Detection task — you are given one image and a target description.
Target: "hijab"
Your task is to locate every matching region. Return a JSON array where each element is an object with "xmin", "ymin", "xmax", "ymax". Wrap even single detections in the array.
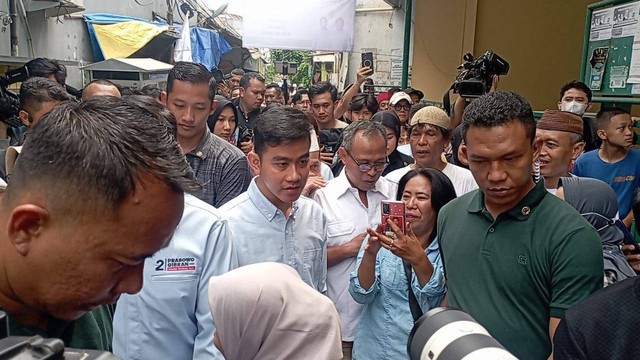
[
  {"xmin": 560, "ymin": 176, "xmax": 636, "ymax": 282},
  {"xmin": 208, "ymin": 263, "xmax": 343, "ymax": 360},
  {"xmin": 207, "ymin": 99, "xmax": 239, "ymax": 135},
  {"xmin": 372, "ymin": 110, "xmax": 413, "ymax": 176},
  {"xmin": 372, "ymin": 110, "xmax": 401, "ymax": 140}
]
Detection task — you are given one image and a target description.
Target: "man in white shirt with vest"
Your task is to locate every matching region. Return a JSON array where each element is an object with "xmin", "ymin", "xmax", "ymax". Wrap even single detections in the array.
[
  {"xmin": 385, "ymin": 106, "xmax": 477, "ymax": 196},
  {"xmin": 314, "ymin": 121, "xmax": 397, "ymax": 360}
]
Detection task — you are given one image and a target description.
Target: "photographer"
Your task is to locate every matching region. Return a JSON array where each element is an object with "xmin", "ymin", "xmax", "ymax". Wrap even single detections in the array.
[{"xmin": 0, "ymin": 97, "xmax": 196, "ymax": 349}]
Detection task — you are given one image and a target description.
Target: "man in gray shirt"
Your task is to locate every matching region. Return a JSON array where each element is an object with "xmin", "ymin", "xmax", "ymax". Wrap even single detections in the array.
[{"xmin": 161, "ymin": 62, "xmax": 251, "ymax": 207}]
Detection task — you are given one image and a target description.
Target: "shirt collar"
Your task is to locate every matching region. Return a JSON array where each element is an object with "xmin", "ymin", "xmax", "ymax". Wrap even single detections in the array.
[
  {"xmin": 248, "ymin": 178, "xmax": 298, "ymax": 222},
  {"xmin": 334, "ymin": 170, "xmax": 388, "ymax": 197},
  {"xmin": 467, "ymin": 180, "xmax": 548, "ymax": 221},
  {"xmin": 187, "ymin": 129, "xmax": 212, "ymax": 159}
]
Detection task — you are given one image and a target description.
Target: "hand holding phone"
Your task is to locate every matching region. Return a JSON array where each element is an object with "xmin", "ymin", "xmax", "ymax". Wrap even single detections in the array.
[
  {"xmin": 361, "ymin": 52, "xmax": 375, "ymax": 74},
  {"xmin": 381, "ymin": 200, "xmax": 405, "ymax": 239}
]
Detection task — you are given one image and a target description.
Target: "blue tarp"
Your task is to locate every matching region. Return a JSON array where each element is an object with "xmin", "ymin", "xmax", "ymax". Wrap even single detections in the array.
[
  {"xmin": 190, "ymin": 27, "xmax": 232, "ymax": 70},
  {"xmin": 82, "ymin": 13, "xmax": 232, "ymax": 69}
]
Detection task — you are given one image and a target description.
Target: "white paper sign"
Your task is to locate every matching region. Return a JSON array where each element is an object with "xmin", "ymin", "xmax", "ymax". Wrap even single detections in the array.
[
  {"xmin": 243, "ymin": 0, "xmax": 355, "ymax": 52},
  {"xmin": 590, "ymin": 8, "xmax": 614, "ymax": 41},
  {"xmin": 612, "ymin": 2, "xmax": 640, "ymax": 38}
]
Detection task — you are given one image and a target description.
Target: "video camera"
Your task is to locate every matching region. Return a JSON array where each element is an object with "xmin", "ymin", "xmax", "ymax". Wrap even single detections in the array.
[
  {"xmin": 0, "ymin": 66, "xmax": 29, "ymax": 128},
  {"xmin": 407, "ymin": 307, "xmax": 517, "ymax": 360},
  {"xmin": 453, "ymin": 50, "xmax": 509, "ymax": 98},
  {"xmin": 0, "ymin": 311, "xmax": 119, "ymax": 359}
]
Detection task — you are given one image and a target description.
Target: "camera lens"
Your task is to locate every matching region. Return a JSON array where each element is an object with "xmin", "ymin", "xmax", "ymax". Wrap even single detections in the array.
[{"xmin": 383, "ymin": 204, "xmax": 389, "ymax": 213}]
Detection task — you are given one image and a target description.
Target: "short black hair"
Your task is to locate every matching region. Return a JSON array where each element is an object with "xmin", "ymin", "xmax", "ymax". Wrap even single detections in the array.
[
  {"xmin": 6, "ymin": 97, "xmax": 198, "ymax": 214},
  {"xmin": 167, "ymin": 62, "xmax": 215, "ymax": 100},
  {"xmin": 239, "ymin": 73, "xmax": 266, "ymax": 89},
  {"xmin": 253, "ymin": 106, "xmax": 311, "ymax": 156},
  {"xmin": 309, "ymin": 81, "xmax": 338, "ymax": 102},
  {"xmin": 19, "ymin": 77, "xmax": 75, "ymax": 112},
  {"xmin": 559, "ymin": 80, "xmax": 592, "ymax": 102},
  {"xmin": 231, "ymin": 68, "xmax": 245, "ymax": 77},
  {"xmin": 596, "ymin": 107, "xmax": 630, "ymax": 130},
  {"xmin": 25, "ymin": 57, "xmax": 67, "ymax": 85},
  {"xmin": 397, "ymin": 168, "xmax": 457, "ymax": 241},
  {"xmin": 140, "ymin": 84, "xmax": 162, "ymax": 99},
  {"xmin": 409, "ymin": 102, "xmax": 428, "ymax": 121},
  {"xmin": 266, "ymin": 83, "xmax": 283, "ymax": 96},
  {"xmin": 349, "ymin": 93, "xmax": 378, "ymax": 113},
  {"xmin": 461, "ymin": 90, "xmax": 536, "ymax": 143},
  {"xmin": 292, "ymin": 88, "xmax": 309, "ymax": 104}
]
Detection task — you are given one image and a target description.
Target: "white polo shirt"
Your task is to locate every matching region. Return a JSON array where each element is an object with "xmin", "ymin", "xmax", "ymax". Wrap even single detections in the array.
[
  {"xmin": 313, "ymin": 171, "xmax": 397, "ymax": 341},
  {"xmin": 385, "ymin": 163, "xmax": 478, "ymax": 196}
]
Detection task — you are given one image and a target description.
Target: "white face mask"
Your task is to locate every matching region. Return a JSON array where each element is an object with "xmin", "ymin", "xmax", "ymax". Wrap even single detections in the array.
[{"xmin": 560, "ymin": 101, "xmax": 588, "ymax": 116}]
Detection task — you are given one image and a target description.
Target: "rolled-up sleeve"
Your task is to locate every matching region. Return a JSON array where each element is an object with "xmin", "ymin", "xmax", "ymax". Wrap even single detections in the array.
[
  {"xmin": 349, "ymin": 236, "xmax": 381, "ymax": 304},
  {"xmin": 411, "ymin": 239, "xmax": 446, "ymax": 311}
]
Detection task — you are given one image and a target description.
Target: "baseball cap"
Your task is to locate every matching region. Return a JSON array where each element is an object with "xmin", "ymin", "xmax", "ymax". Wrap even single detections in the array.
[
  {"xmin": 409, "ymin": 106, "xmax": 451, "ymax": 129},
  {"xmin": 376, "ymin": 91, "xmax": 391, "ymax": 103},
  {"xmin": 390, "ymin": 91, "xmax": 412, "ymax": 106},
  {"xmin": 403, "ymin": 87, "xmax": 424, "ymax": 100}
]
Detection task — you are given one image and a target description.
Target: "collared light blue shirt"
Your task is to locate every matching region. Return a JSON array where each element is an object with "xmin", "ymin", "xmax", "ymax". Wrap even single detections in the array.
[
  {"xmin": 220, "ymin": 178, "xmax": 328, "ymax": 292},
  {"xmin": 349, "ymin": 238, "xmax": 445, "ymax": 360},
  {"xmin": 113, "ymin": 194, "xmax": 238, "ymax": 360}
]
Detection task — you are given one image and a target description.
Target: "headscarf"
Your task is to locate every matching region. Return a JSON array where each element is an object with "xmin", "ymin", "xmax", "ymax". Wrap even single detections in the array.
[
  {"xmin": 559, "ymin": 177, "xmax": 636, "ymax": 282},
  {"xmin": 207, "ymin": 99, "xmax": 239, "ymax": 134},
  {"xmin": 372, "ymin": 110, "xmax": 413, "ymax": 176},
  {"xmin": 208, "ymin": 263, "xmax": 343, "ymax": 360},
  {"xmin": 372, "ymin": 110, "xmax": 401, "ymax": 141}
]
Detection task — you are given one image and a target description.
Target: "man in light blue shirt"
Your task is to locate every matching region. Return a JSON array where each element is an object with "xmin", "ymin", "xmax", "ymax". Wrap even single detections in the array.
[
  {"xmin": 112, "ymin": 194, "xmax": 238, "ymax": 359},
  {"xmin": 220, "ymin": 106, "xmax": 327, "ymax": 292}
]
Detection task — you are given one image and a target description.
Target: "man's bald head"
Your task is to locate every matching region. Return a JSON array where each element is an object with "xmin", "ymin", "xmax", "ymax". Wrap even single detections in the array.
[{"xmin": 82, "ymin": 80, "xmax": 122, "ymax": 100}]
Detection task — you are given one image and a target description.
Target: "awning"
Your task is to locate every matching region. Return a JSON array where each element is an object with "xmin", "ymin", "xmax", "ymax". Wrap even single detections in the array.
[
  {"xmin": 83, "ymin": 13, "xmax": 231, "ymax": 69},
  {"xmin": 92, "ymin": 21, "xmax": 171, "ymax": 59}
]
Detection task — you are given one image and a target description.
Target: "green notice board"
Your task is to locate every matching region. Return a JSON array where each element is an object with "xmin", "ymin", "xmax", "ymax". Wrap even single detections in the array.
[{"xmin": 583, "ymin": 0, "xmax": 640, "ymax": 96}]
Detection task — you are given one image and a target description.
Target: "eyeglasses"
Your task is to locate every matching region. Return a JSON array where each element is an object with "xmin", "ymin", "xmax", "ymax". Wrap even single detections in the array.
[
  {"xmin": 394, "ymin": 103, "xmax": 411, "ymax": 111},
  {"xmin": 345, "ymin": 149, "xmax": 389, "ymax": 172}
]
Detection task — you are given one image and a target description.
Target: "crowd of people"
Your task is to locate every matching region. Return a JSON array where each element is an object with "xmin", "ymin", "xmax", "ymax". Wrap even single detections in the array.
[{"xmin": 0, "ymin": 57, "xmax": 639, "ymax": 360}]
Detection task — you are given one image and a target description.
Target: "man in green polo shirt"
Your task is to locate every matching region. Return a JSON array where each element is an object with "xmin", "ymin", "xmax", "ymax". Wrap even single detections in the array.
[{"xmin": 437, "ymin": 91, "xmax": 603, "ymax": 360}]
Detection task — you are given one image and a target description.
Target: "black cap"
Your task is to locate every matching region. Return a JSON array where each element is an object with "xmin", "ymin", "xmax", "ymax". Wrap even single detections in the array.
[{"xmin": 403, "ymin": 87, "xmax": 424, "ymax": 99}]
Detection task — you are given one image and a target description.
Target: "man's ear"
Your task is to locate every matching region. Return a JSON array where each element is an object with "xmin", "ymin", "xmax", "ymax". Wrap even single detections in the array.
[
  {"xmin": 160, "ymin": 91, "xmax": 168, "ymax": 106},
  {"xmin": 586, "ymin": 102, "xmax": 593, "ymax": 113},
  {"xmin": 459, "ymin": 142, "xmax": 469, "ymax": 166},
  {"xmin": 557, "ymin": 101, "xmax": 562, "ymax": 110},
  {"xmin": 8, "ymin": 204, "xmax": 49, "ymax": 256},
  {"xmin": 337, "ymin": 147, "xmax": 347, "ymax": 164},
  {"xmin": 247, "ymin": 150, "xmax": 261, "ymax": 175},
  {"xmin": 532, "ymin": 137, "xmax": 543, "ymax": 162},
  {"xmin": 571, "ymin": 141, "xmax": 585, "ymax": 161},
  {"xmin": 18, "ymin": 110, "xmax": 31, "ymax": 127},
  {"xmin": 239, "ymin": 87, "xmax": 246, "ymax": 98},
  {"xmin": 596, "ymin": 129, "xmax": 607, "ymax": 141},
  {"xmin": 210, "ymin": 100, "xmax": 219, "ymax": 116}
]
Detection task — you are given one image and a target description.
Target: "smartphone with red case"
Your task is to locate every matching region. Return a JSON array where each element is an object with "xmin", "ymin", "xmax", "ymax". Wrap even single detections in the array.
[{"xmin": 381, "ymin": 200, "xmax": 406, "ymax": 239}]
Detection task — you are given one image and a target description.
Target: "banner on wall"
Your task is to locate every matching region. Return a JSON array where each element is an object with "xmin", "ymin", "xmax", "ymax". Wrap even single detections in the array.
[{"xmin": 243, "ymin": 0, "xmax": 355, "ymax": 52}]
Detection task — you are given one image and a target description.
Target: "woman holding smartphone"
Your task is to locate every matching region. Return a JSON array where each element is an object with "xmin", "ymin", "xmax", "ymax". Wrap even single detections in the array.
[{"xmin": 349, "ymin": 168, "xmax": 456, "ymax": 359}]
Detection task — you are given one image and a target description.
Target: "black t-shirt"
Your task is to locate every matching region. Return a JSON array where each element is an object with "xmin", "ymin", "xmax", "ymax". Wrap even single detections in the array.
[{"xmin": 553, "ymin": 277, "xmax": 640, "ymax": 359}]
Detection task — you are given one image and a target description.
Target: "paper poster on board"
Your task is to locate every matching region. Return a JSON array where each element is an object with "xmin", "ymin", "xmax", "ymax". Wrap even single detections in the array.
[
  {"xmin": 591, "ymin": 7, "xmax": 614, "ymax": 41},
  {"xmin": 243, "ymin": 0, "xmax": 355, "ymax": 52},
  {"xmin": 589, "ymin": 47, "xmax": 609, "ymax": 90},
  {"xmin": 612, "ymin": 2, "xmax": 640, "ymax": 38}
]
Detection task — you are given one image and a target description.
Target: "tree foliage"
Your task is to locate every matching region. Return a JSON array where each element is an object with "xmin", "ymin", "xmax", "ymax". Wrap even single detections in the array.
[{"xmin": 265, "ymin": 49, "xmax": 312, "ymax": 87}]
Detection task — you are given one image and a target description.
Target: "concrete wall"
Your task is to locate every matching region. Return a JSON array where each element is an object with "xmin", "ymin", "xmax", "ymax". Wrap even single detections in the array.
[
  {"xmin": 0, "ymin": 0, "xmax": 170, "ymax": 87},
  {"xmin": 411, "ymin": 0, "xmax": 594, "ymax": 110},
  {"xmin": 345, "ymin": 0, "xmax": 407, "ymax": 91}
]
